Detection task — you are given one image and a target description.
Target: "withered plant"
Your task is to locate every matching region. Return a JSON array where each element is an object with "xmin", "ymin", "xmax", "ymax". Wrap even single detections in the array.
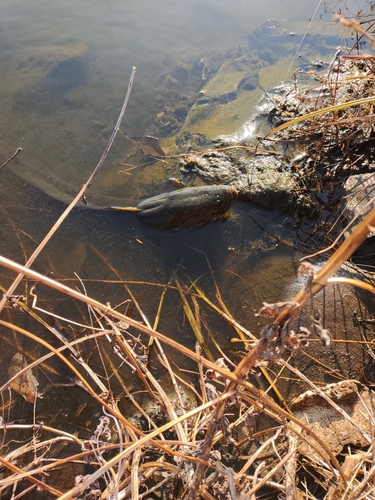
[
  {"xmin": 2, "ymin": 24, "xmax": 375, "ymax": 499},
  {"xmin": 0, "ymin": 190, "xmax": 375, "ymax": 500}
]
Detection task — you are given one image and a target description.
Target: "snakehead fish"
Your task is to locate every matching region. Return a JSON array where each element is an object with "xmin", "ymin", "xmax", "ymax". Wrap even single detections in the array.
[{"xmin": 110, "ymin": 184, "xmax": 238, "ymax": 230}]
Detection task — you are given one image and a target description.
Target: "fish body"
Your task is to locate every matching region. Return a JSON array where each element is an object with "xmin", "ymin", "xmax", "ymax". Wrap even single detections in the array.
[{"xmin": 111, "ymin": 184, "xmax": 238, "ymax": 230}]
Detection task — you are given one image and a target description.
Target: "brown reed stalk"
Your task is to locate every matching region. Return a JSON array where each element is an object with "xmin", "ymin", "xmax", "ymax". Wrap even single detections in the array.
[
  {"xmin": 0, "ymin": 147, "xmax": 22, "ymax": 170},
  {"xmin": 0, "ymin": 254, "xmax": 351, "ymax": 492},
  {"xmin": 185, "ymin": 205, "xmax": 375, "ymax": 499},
  {"xmin": 2, "ymin": 196, "xmax": 375, "ymax": 499}
]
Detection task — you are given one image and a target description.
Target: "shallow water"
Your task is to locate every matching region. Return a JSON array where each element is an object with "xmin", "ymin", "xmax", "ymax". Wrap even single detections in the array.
[
  {"xmin": 0, "ymin": 0, "xmax": 342, "ymax": 299},
  {"xmin": 1, "ymin": 0, "xmax": 339, "ymax": 205},
  {"xmin": 1, "ymin": 1, "xmax": 372, "ymax": 481}
]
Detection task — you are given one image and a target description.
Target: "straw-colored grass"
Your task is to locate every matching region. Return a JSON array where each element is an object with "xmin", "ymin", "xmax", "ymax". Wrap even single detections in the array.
[
  {"xmin": 2, "ymin": 24, "xmax": 375, "ymax": 499},
  {"xmin": 0, "ymin": 197, "xmax": 374, "ymax": 499}
]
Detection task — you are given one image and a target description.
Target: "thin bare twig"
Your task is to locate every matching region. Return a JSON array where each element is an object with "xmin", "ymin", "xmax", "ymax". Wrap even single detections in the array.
[
  {"xmin": 285, "ymin": 423, "xmax": 300, "ymax": 500},
  {"xmin": 0, "ymin": 148, "xmax": 22, "ymax": 170},
  {"xmin": 0, "ymin": 455, "xmax": 64, "ymax": 498}
]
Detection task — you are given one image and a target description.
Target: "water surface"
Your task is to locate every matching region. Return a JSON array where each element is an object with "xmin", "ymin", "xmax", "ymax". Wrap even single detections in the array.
[
  {"xmin": 1, "ymin": 0, "xmax": 337, "ymax": 204},
  {"xmin": 0, "ymin": 0, "xmax": 367, "ymax": 445}
]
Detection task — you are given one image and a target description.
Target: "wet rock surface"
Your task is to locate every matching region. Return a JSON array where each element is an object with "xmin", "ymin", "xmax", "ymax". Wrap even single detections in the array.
[
  {"xmin": 146, "ymin": 25, "xmax": 342, "ymax": 218},
  {"xmin": 132, "ymin": 22, "xmax": 342, "ymax": 220},
  {"xmin": 291, "ymin": 380, "xmax": 374, "ymax": 459},
  {"xmin": 179, "ymin": 148, "xmax": 317, "ymax": 216},
  {"xmin": 166, "ymin": 46, "xmax": 375, "ymax": 232}
]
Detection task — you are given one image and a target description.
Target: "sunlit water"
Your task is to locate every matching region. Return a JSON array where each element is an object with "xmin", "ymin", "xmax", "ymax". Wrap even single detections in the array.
[
  {"xmin": 1, "ymin": 0, "xmax": 341, "ymax": 204},
  {"xmin": 0, "ymin": 0, "xmax": 370, "ymax": 456}
]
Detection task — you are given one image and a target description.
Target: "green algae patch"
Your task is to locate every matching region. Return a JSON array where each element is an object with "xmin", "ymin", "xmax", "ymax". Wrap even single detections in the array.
[
  {"xmin": 258, "ymin": 56, "xmax": 294, "ymax": 90},
  {"xmin": 201, "ymin": 60, "xmax": 246, "ymax": 98},
  {"xmin": 185, "ymin": 87, "xmax": 264, "ymax": 138},
  {"xmin": 182, "ymin": 56, "xmax": 262, "ymax": 138},
  {"xmin": 181, "ymin": 55, "xmax": 297, "ymax": 140}
]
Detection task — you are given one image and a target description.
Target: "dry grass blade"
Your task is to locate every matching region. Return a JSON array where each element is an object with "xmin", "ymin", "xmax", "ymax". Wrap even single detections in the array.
[
  {"xmin": 175, "ymin": 276, "xmax": 215, "ymax": 362},
  {"xmin": 0, "ymin": 147, "xmax": 22, "ymax": 170},
  {"xmin": 191, "ymin": 281, "xmax": 256, "ymax": 340},
  {"xmin": 263, "ymin": 95, "xmax": 375, "ymax": 139},
  {"xmin": 338, "ymin": 15, "xmax": 375, "ymax": 50},
  {"xmin": 2, "ymin": 201, "xmax": 374, "ymax": 497},
  {"xmin": 272, "ymin": 204, "xmax": 375, "ymax": 330},
  {"xmin": 0, "ymin": 458, "xmax": 63, "ymax": 498},
  {"xmin": 328, "ymin": 276, "xmax": 375, "ymax": 294},
  {"xmin": 0, "ymin": 253, "xmax": 355, "ymax": 495},
  {"xmin": 152, "ymin": 276, "xmax": 174, "ymax": 331}
]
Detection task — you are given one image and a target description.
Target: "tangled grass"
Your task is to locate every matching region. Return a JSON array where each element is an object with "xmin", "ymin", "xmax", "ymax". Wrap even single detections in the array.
[
  {"xmin": 0, "ymin": 199, "xmax": 374, "ymax": 499},
  {"xmin": 2, "ymin": 23, "xmax": 375, "ymax": 499}
]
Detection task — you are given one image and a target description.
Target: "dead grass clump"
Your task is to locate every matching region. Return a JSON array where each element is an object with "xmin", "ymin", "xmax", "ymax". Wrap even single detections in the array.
[
  {"xmin": 262, "ymin": 19, "xmax": 375, "ymax": 194},
  {"xmin": 0, "ymin": 201, "xmax": 374, "ymax": 499},
  {"xmin": 2, "ymin": 29, "xmax": 375, "ymax": 499}
]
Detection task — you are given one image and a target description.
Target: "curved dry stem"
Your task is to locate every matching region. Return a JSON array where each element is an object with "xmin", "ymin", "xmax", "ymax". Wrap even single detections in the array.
[
  {"xmin": 263, "ymin": 95, "xmax": 375, "ymax": 140},
  {"xmin": 0, "ymin": 327, "xmax": 110, "ymax": 397},
  {"xmin": 0, "ymin": 247, "xmax": 369, "ymax": 497},
  {"xmin": 273, "ymin": 204, "xmax": 375, "ymax": 330},
  {"xmin": 328, "ymin": 276, "xmax": 375, "ymax": 294},
  {"xmin": 0, "ymin": 147, "xmax": 22, "ymax": 170},
  {"xmin": 0, "ymin": 455, "xmax": 64, "ymax": 498}
]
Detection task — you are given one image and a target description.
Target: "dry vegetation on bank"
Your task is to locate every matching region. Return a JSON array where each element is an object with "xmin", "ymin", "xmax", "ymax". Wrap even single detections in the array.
[{"xmin": 2, "ymin": 14, "xmax": 375, "ymax": 500}]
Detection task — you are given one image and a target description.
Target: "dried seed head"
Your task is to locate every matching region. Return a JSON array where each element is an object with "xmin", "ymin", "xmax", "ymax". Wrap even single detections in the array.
[
  {"xmin": 298, "ymin": 261, "xmax": 314, "ymax": 275},
  {"xmin": 255, "ymin": 301, "xmax": 299, "ymax": 318}
]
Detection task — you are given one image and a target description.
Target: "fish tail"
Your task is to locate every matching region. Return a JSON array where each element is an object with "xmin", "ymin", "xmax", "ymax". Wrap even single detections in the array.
[{"xmin": 109, "ymin": 206, "xmax": 140, "ymax": 212}]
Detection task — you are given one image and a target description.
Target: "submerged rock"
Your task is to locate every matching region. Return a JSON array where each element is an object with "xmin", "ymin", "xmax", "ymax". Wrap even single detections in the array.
[
  {"xmin": 179, "ymin": 150, "xmax": 317, "ymax": 216},
  {"xmin": 291, "ymin": 380, "xmax": 373, "ymax": 460}
]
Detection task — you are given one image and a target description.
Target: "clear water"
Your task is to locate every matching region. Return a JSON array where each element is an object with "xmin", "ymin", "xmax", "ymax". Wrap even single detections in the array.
[
  {"xmin": 1, "ymin": 0, "xmax": 337, "ymax": 204},
  {"xmin": 0, "ymin": 0, "xmax": 367, "ymax": 434}
]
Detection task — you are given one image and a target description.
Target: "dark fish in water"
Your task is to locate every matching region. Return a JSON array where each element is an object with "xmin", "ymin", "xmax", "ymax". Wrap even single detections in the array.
[{"xmin": 111, "ymin": 184, "xmax": 238, "ymax": 230}]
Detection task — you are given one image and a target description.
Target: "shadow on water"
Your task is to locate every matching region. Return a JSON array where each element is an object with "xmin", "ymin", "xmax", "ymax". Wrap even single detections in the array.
[
  {"xmin": 0, "ymin": 165, "xmax": 296, "ymax": 344},
  {"xmin": 0, "ymin": 167, "xmax": 297, "ymax": 438}
]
